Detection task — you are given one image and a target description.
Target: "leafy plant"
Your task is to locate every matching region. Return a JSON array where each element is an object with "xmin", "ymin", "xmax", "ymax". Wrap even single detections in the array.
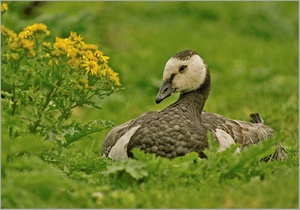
[
  {"xmin": 1, "ymin": 3, "xmax": 123, "ymax": 208},
  {"xmin": 1, "ymin": 4, "xmax": 121, "ymax": 146},
  {"xmin": 103, "ymin": 158, "xmax": 148, "ymax": 181}
]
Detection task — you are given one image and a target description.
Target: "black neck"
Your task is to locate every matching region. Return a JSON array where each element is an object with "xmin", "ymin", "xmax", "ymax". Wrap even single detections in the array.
[{"xmin": 175, "ymin": 71, "xmax": 211, "ymax": 119}]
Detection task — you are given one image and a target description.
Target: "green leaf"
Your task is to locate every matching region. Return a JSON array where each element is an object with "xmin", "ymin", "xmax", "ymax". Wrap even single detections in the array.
[
  {"xmin": 2, "ymin": 129, "xmax": 55, "ymax": 164},
  {"xmin": 62, "ymin": 119, "xmax": 115, "ymax": 146},
  {"xmin": 102, "ymin": 158, "xmax": 148, "ymax": 180}
]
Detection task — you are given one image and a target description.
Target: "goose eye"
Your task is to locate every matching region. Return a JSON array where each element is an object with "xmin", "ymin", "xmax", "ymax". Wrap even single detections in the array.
[{"xmin": 179, "ymin": 65, "xmax": 187, "ymax": 73}]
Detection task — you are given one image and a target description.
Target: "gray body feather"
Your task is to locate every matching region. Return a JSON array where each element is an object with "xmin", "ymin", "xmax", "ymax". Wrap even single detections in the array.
[
  {"xmin": 202, "ymin": 111, "xmax": 273, "ymax": 147},
  {"xmin": 102, "ymin": 110, "xmax": 274, "ymax": 159}
]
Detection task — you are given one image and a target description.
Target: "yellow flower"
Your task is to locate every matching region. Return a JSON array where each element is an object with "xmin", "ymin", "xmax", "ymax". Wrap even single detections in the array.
[
  {"xmin": 1, "ymin": 3, "xmax": 8, "ymax": 13},
  {"xmin": 54, "ymin": 37, "xmax": 66, "ymax": 49},
  {"xmin": 2, "ymin": 25, "xmax": 20, "ymax": 51},
  {"xmin": 82, "ymin": 43, "xmax": 98, "ymax": 51},
  {"xmin": 10, "ymin": 53, "xmax": 20, "ymax": 61},
  {"xmin": 54, "ymin": 37, "xmax": 63, "ymax": 47},
  {"xmin": 70, "ymin": 31, "xmax": 83, "ymax": 44},
  {"xmin": 9, "ymin": 38, "xmax": 21, "ymax": 51},
  {"xmin": 24, "ymin": 29, "xmax": 33, "ymax": 37},
  {"xmin": 1, "ymin": 25, "xmax": 16, "ymax": 38},
  {"xmin": 81, "ymin": 56, "xmax": 99, "ymax": 75},
  {"xmin": 94, "ymin": 50, "xmax": 110, "ymax": 64},
  {"xmin": 100, "ymin": 55, "xmax": 110, "ymax": 64},
  {"xmin": 42, "ymin": 41, "xmax": 52, "ymax": 49},
  {"xmin": 18, "ymin": 31, "xmax": 29, "ymax": 40},
  {"xmin": 106, "ymin": 67, "xmax": 121, "ymax": 86},
  {"xmin": 81, "ymin": 50, "xmax": 94, "ymax": 60},
  {"xmin": 94, "ymin": 50, "xmax": 103, "ymax": 58},
  {"xmin": 24, "ymin": 23, "xmax": 50, "ymax": 36},
  {"xmin": 67, "ymin": 58, "xmax": 81, "ymax": 69},
  {"xmin": 99, "ymin": 63, "xmax": 109, "ymax": 71},
  {"xmin": 98, "ymin": 67, "xmax": 121, "ymax": 86},
  {"xmin": 66, "ymin": 47, "xmax": 77, "ymax": 58},
  {"xmin": 53, "ymin": 37, "xmax": 75, "ymax": 57},
  {"xmin": 21, "ymin": 39, "xmax": 34, "ymax": 50}
]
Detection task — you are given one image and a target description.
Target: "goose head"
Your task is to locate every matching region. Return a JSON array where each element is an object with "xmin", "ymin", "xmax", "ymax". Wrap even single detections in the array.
[{"xmin": 155, "ymin": 50, "xmax": 208, "ymax": 104}]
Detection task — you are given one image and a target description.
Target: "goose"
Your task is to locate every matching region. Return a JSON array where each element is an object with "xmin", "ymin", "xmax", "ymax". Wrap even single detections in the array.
[{"xmin": 102, "ymin": 50, "xmax": 282, "ymax": 161}]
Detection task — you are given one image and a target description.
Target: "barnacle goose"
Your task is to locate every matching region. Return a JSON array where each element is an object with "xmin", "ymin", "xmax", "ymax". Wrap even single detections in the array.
[{"xmin": 102, "ymin": 50, "xmax": 286, "ymax": 161}]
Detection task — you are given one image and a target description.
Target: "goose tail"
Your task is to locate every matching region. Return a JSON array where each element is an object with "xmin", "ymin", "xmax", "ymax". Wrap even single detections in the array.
[
  {"xmin": 261, "ymin": 141, "xmax": 289, "ymax": 162},
  {"xmin": 272, "ymin": 142, "xmax": 289, "ymax": 161},
  {"xmin": 250, "ymin": 113, "xmax": 264, "ymax": 124}
]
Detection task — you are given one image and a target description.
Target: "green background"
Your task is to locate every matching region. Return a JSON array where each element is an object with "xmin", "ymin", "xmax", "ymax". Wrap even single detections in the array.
[{"xmin": 2, "ymin": 1, "xmax": 298, "ymax": 208}]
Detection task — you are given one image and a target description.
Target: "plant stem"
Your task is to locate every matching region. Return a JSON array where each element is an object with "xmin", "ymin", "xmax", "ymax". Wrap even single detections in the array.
[
  {"xmin": 30, "ymin": 80, "xmax": 62, "ymax": 133},
  {"xmin": 57, "ymin": 104, "xmax": 74, "ymax": 126},
  {"xmin": 9, "ymin": 83, "xmax": 17, "ymax": 137}
]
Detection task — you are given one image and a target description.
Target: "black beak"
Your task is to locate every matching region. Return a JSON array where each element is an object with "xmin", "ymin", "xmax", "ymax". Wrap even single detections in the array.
[{"xmin": 155, "ymin": 80, "xmax": 176, "ymax": 104}]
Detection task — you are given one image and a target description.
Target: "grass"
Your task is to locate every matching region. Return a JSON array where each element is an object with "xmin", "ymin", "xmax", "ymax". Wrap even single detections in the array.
[{"xmin": 2, "ymin": 1, "xmax": 298, "ymax": 208}]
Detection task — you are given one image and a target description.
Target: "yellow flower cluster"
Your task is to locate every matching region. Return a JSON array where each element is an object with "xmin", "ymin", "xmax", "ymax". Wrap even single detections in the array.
[
  {"xmin": 1, "ymin": 2, "xmax": 8, "ymax": 13},
  {"xmin": 2, "ymin": 23, "xmax": 50, "ymax": 58},
  {"xmin": 1, "ymin": 22, "xmax": 121, "ymax": 87},
  {"xmin": 46, "ymin": 31, "xmax": 121, "ymax": 86}
]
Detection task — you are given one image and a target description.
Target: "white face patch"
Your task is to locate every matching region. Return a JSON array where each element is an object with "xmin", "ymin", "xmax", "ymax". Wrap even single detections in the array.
[{"xmin": 162, "ymin": 55, "xmax": 207, "ymax": 93}]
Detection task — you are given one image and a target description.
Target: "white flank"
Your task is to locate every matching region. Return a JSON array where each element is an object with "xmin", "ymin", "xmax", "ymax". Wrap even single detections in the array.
[
  {"xmin": 214, "ymin": 129, "xmax": 238, "ymax": 153},
  {"xmin": 108, "ymin": 126, "xmax": 141, "ymax": 160}
]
